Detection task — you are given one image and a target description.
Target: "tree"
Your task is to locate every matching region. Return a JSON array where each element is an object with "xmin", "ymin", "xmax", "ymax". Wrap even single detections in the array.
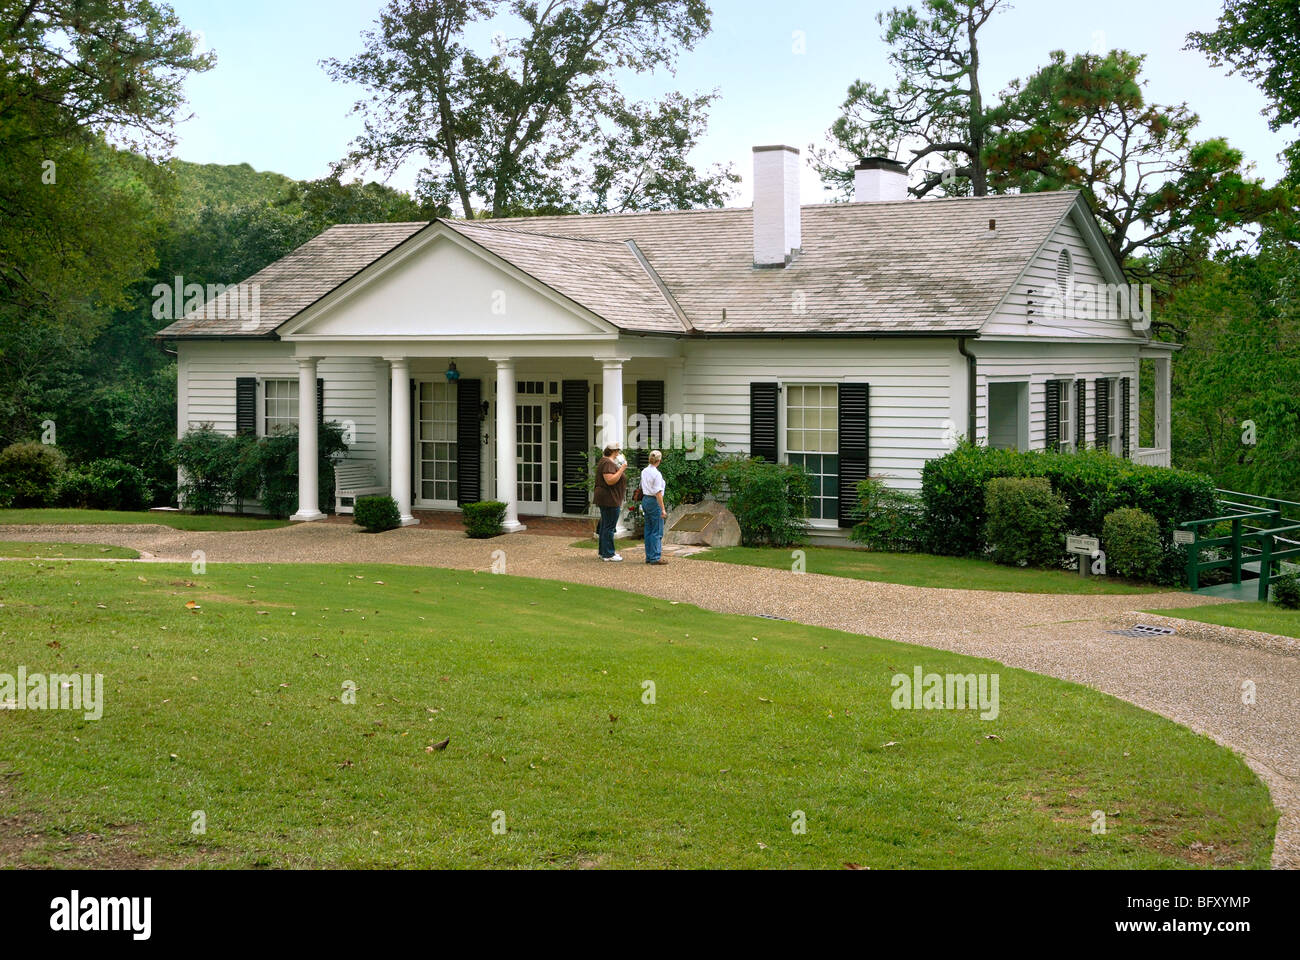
[
  {"xmin": 812, "ymin": 0, "xmax": 1008, "ymax": 198},
  {"xmin": 0, "ymin": 0, "xmax": 211, "ymax": 441},
  {"xmin": 985, "ymin": 50, "xmax": 1292, "ymax": 293},
  {"xmin": 323, "ymin": 0, "xmax": 734, "ymax": 218},
  {"xmin": 1187, "ymin": 0, "xmax": 1300, "ymax": 134}
]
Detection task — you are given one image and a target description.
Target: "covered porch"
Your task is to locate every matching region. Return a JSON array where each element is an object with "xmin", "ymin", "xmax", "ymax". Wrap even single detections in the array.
[{"xmin": 285, "ymin": 345, "xmax": 684, "ymax": 530}]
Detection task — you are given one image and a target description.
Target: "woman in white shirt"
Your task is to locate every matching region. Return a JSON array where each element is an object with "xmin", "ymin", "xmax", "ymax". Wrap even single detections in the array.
[{"xmin": 641, "ymin": 450, "xmax": 668, "ymax": 565}]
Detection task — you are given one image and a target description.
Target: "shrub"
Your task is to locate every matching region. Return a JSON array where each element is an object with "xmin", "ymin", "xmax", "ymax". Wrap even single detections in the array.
[
  {"xmin": 984, "ymin": 477, "xmax": 1069, "ymax": 568},
  {"xmin": 257, "ymin": 421, "xmax": 348, "ymax": 518},
  {"xmin": 354, "ymin": 495, "xmax": 401, "ymax": 533},
  {"xmin": 1102, "ymin": 508, "xmax": 1163, "ymax": 583},
  {"xmin": 920, "ymin": 443, "xmax": 1216, "ymax": 559},
  {"xmin": 654, "ymin": 436, "xmax": 723, "ymax": 508},
  {"xmin": 715, "ymin": 457, "xmax": 811, "ymax": 547},
  {"xmin": 58, "ymin": 459, "xmax": 151, "ymax": 510},
  {"xmin": 175, "ymin": 426, "xmax": 241, "ymax": 514},
  {"xmin": 0, "ymin": 441, "xmax": 66, "ymax": 508},
  {"xmin": 462, "ymin": 500, "xmax": 507, "ymax": 538},
  {"xmin": 1272, "ymin": 572, "xmax": 1300, "ymax": 610},
  {"xmin": 849, "ymin": 476, "xmax": 924, "ymax": 552}
]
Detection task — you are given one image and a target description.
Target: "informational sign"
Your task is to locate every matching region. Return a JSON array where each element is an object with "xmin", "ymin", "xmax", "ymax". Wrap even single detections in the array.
[
  {"xmin": 1173, "ymin": 530, "xmax": 1195, "ymax": 545},
  {"xmin": 1066, "ymin": 535, "xmax": 1100, "ymax": 555},
  {"xmin": 670, "ymin": 512, "xmax": 715, "ymax": 533}
]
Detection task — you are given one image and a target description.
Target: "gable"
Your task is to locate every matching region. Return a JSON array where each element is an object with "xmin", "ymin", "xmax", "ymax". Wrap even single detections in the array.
[
  {"xmin": 982, "ymin": 200, "xmax": 1147, "ymax": 341},
  {"xmin": 281, "ymin": 226, "xmax": 618, "ymax": 341}
]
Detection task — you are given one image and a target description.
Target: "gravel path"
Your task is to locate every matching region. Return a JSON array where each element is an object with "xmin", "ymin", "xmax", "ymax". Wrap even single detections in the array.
[{"xmin": 4, "ymin": 521, "xmax": 1298, "ymax": 869}]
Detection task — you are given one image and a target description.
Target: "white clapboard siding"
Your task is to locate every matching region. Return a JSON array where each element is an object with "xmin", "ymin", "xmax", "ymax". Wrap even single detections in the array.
[
  {"xmin": 177, "ymin": 341, "xmax": 383, "ymax": 461},
  {"xmin": 985, "ymin": 213, "xmax": 1145, "ymax": 341},
  {"xmin": 682, "ymin": 338, "xmax": 962, "ymax": 490},
  {"xmin": 971, "ymin": 341, "xmax": 1140, "ymax": 451}
]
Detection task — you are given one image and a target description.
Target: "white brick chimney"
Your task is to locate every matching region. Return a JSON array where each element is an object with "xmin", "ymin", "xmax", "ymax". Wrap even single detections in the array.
[
  {"xmin": 752, "ymin": 145, "xmax": 801, "ymax": 267},
  {"xmin": 854, "ymin": 156, "xmax": 909, "ymax": 202}
]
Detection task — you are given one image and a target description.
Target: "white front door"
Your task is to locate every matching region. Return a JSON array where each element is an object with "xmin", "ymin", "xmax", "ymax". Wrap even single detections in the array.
[{"xmin": 515, "ymin": 400, "xmax": 545, "ymax": 512}]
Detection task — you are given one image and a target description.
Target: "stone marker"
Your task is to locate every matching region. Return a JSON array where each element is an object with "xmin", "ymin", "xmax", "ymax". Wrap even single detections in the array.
[{"xmin": 665, "ymin": 500, "xmax": 741, "ymax": 548}]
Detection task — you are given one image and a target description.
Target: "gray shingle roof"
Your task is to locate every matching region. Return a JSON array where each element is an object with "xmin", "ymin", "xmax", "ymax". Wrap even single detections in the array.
[{"xmin": 156, "ymin": 192, "xmax": 1080, "ymax": 339}]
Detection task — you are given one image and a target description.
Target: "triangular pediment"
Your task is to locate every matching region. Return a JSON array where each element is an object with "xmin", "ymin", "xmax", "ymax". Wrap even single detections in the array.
[{"xmin": 281, "ymin": 225, "xmax": 618, "ymax": 340}]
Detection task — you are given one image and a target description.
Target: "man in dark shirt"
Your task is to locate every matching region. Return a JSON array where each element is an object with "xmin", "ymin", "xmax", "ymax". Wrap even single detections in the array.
[{"xmin": 593, "ymin": 442, "xmax": 627, "ymax": 561}]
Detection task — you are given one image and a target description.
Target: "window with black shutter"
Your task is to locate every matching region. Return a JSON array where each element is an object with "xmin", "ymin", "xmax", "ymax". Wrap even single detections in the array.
[
  {"xmin": 1045, "ymin": 379, "xmax": 1060, "ymax": 450},
  {"xmin": 561, "ymin": 379, "xmax": 590, "ymax": 514},
  {"xmin": 1121, "ymin": 377, "xmax": 1131, "ymax": 458},
  {"xmin": 635, "ymin": 379, "xmax": 665, "ymax": 468},
  {"xmin": 456, "ymin": 379, "xmax": 482, "ymax": 506},
  {"xmin": 749, "ymin": 382, "xmax": 779, "ymax": 462},
  {"xmin": 837, "ymin": 383, "xmax": 870, "ymax": 528},
  {"xmin": 1095, "ymin": 378, "xmax": 1109, "ymax": 450},
  {"xmin": 1075, "ymin": 379, "xmax": 1086, "ymax": 451},
  {"xmin": 235, "ymin": 377, "xmax": 257, "ymax": 435}
]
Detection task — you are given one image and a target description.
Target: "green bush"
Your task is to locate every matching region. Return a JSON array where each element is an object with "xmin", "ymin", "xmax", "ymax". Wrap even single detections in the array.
[
  {"xmin": 462, "ymin": 500, "xmax": 507, "ymax": 538},
  {"xmin": 58, "ymin": 458, "xmax": 151, "ymax": 510},
  {"xmin": 1103, "ymin": 508, "xmax": 1164, "ymax": 583},
  {"xmin": 176, "ymin": 422, "xmax": 348, "ymax": 517},
  {"xmin": 354, "ymin": 495, "xmax": 401, "ymax": 533},
  {"xmin": 257, "ymin": 422, "xmax": 348, "ymax": 518},
  {"xmin": 715, "ymin": 457, "xmax": 811, "ymax": 547},
  {"xmin": 849, "ymin": 475, "xmax": 924, "ymax": 552},
  {"xmin": 984, "ymin": 476, "xmax": 1069, "ymax": 568},
  {"xmin": 1272, "ymin": 573, "xmax": 1300, "ymax": 609},
  {"xmin": 654, "ymin": 436, "xmax": 723, "ymax": 508},
  {"xmin": 921, "ymin": 443, "xmax": 1216, "ymax": 566},
  {"xmin": 0, "ymin": 441, "xmax": 66, "ymax": 508}
]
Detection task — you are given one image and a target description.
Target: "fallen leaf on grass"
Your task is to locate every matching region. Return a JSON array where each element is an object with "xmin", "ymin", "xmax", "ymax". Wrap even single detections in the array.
[
  {"xmin": 427, "ymin": 737, "xmax": 450, "ymax": 752},
  {"xmin": 881, "ymin": 741, "xmax": 901, "ymax": 748}
]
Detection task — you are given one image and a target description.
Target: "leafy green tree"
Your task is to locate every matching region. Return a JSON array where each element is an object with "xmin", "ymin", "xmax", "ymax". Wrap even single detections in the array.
[
  {"xmin": 812, "ymin": 0, "xmax": 1008, "ymax": 198},
  {"xmin": 323, "ymin": 0, "xmax": 733, "ymax": 217},
  {"xmin": 1187, "ymin": 1, "xmax": 1300, "ymax": 134},
  {"xmin": 985, "ymin": 50, "xmax": 1292, "ymax": 291}
]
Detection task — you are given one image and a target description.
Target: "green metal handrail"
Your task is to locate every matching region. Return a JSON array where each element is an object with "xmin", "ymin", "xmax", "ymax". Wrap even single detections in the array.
[{"xmin": 1182, "ymin": 490, "xmax": 1300, "ymax": 598}]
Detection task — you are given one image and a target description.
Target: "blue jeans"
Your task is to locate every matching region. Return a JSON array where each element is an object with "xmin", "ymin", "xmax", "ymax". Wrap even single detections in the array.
[
  {"xmin": 643, "ymin": 504, "xmax": 664, "ymax": 562},
  {"xmin": 597, "ymin": 505, "xmax": 621, "ymax": 557}
]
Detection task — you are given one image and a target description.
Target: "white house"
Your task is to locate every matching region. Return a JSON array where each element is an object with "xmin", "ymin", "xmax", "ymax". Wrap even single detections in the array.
[{"xmin": 157, "ymin": 146, "xmax": 1174, "ymax": 537}]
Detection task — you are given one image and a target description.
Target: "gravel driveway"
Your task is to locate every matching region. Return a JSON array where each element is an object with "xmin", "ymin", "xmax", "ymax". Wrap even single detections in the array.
[{"xmin": 4, "ymin": 520, "xmax": 1298, "ymax": 869}]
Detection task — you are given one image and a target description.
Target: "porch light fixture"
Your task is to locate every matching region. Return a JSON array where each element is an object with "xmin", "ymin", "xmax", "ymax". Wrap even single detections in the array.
[
  {"xmin": 480, "ymin": 400, "xmax": 490, "ymax": 420},
  {"xmin": 445, "ymin": 360, "xmax": 460, "ymax": 382}
]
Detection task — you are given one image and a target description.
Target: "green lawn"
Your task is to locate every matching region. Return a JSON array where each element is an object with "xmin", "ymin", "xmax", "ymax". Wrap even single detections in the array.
[
  {"xmin": 0, "ymin": 560, "xmax": 1272, "ymax": 868},
  {"xmin": 0, "ymin": 541, "xmax": 139, "ymax": 560},
  {"xmin": 696, "ymin": 545, "xmax": 1163, "ymax": 595},
  {"xmin": 1146, "ymin": 602, "xmax": 1300, "ymax": 640},
  {"xmin": 0, "ymin": 509, "xmax": 289, "ymax": 532}
]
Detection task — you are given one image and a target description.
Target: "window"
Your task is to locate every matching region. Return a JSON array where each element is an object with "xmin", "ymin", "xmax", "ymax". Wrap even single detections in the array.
[
  {"xmin": 1057, "ymin": 379, "xmax": 1074, "ymax": 452},
  {"xmin": 1106, "ymin": 378, "xmax": 1120, "ymax": 454},
  {"xmin": 264, "ymin": 379, "xmax": 298, "ymax": 435},
  {"xmin": 418, "ymin": 381, "xmax": 457, "ymax": 503},
  {"xmin": 1056, "ymin": 248, "xmax": 1073, "ymax": 293},
  {"xmin": 785, "ymin": 384, "xmax": 838, "ymax": 521}
]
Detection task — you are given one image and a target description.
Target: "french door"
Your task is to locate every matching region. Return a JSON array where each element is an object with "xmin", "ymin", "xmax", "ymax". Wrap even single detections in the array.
[
  {"xmin": 516, "ymin": 401, "xmax": 545, "ymax": 510},
  {"xmin": 415, "ymin": 381, "xmax": 458, "ymax": 508}
]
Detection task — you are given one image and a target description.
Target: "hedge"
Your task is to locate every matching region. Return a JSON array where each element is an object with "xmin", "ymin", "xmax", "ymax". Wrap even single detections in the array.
[
  {"xmin": 354, "ymin": 495, "xmax": 401, "ymax": 533},
  {"xmin": 462, "ymin": 500, "xmax": 507, "ymax": 538},
  {"xmin": 921, "ymin": 444, "xmax": 1216, "ymax": 561},
  {"xmin": 984, "ymin": 477, "xmax": 1069, "ymax": 568}
]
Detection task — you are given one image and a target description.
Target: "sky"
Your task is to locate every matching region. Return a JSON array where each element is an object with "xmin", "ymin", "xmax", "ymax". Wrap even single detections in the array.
[{"xmin": 166, "ymin": 0, "xmax": 1294, "ymax": 207}]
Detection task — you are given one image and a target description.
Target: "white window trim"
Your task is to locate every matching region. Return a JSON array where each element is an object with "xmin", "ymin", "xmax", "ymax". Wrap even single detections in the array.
[
  {"xmin": 1106, "ymin": 377, "xmax": 1121, "ymax": 455},
  {"xmin": 779, "ymin": 380, "xmax": 841, "ymax": 528},
  {"xmin": 262, "ymin": 377, "xmax": 299, "ymax": 438},
  {"xmin": 1057, "ymin": 378, "xmax": 1074, "ymax": 453}
]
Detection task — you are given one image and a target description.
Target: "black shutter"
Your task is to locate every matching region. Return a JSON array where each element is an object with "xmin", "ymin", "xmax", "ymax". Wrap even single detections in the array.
[
  {"xmin": 1121, "ymin": 376, "xmax": 1131, "ymax": 459},
  {"xmin": 236, "ymin": 377, "xmax": 257, "ymax": 435},
  {"xmin": 1075, "ymin": 379, "xmax": 1086, "ymax": 452},
  {"xmin": 1045, "ymin": 379, "xmax": 1060, "ymax": 451},
  {"xmin": 317, "ymin": 377, "xmax": 325, "ymax": 424},
  {"xmin": 456, "ymin": 379, "xmax": 482, "ymax": 506},
  {"xmin": 561, "ymin": 379, "xmax": 590, "ymax": 514},
  {"xmin": 837, "ymin": 383, "xmax": 870, "ymax": 528},
  {"xmin": 635, "ymin": 379, "xmax": 665, "ymax": 468},
  {"xmin": 1095, "ymin": 378, "xmax": 1109, "ymax": 450},
  {"xmin": 750, "ymin": 382, "xmax": 779, "ymax": 462}
]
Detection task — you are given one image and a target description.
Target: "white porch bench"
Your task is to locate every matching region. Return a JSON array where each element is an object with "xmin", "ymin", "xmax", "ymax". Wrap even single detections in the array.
[{"xmin": 333, "ymin": 460, "xmax": 387, "ymax": 515}]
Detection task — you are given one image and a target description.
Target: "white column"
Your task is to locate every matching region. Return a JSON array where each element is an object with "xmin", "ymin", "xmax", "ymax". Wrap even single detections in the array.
[
  {"xmin": 492, "ymin": 358, "xmax": 525, "ymax": 533},
  {"xmin": 599, "ymin": 358, "xmax": 627, "ymax": 450},
  {"xmin": 601, "ymin": 359, "xmax": 629, "ymax": 535},
  {"xmin": 290, "ymin": 357, "xmax": 324, "ymax": 522},
  {"xmin": 1154, "ymin": 356, "xmax": 1172, "ymax": 458},
  {"xmin": 387, "ymin": 357, "xmax": 418, "ymax": 526}
]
